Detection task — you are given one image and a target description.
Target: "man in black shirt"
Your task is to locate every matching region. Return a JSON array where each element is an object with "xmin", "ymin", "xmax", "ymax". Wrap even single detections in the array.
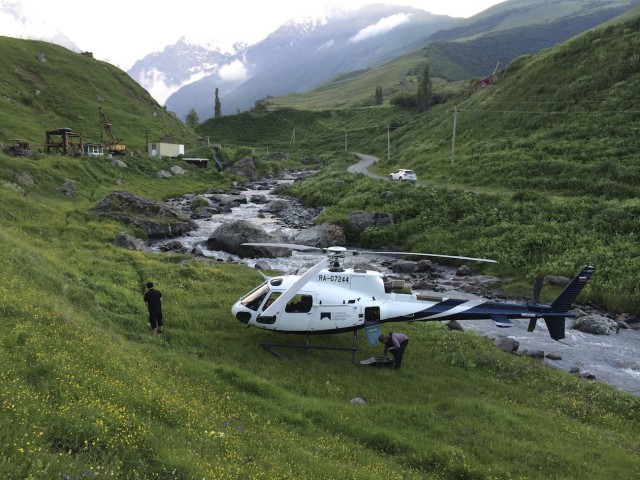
[{"xmin": 143, "ymin": 282, "xmax": 164, "ymax": 334}]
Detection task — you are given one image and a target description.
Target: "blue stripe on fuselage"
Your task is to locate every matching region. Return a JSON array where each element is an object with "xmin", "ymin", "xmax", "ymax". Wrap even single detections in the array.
[{"xmin": 384, "ymin": 299, "xmax": 569, "ymax": 324}]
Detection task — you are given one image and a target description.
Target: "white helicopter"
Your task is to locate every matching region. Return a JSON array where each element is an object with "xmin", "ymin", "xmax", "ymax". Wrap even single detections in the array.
[{"xmin": 231, "ymin": 243, "xmax": 595, "ymax": 356}]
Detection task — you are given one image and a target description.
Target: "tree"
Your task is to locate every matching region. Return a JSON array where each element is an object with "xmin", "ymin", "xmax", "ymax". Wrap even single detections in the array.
[
  {"xmin": 185, "ymin": 108, "xmax": 199, "ymax": 126},
  {"xmin": 214, "ymin": 88, "xmax": 222, "ymax": 118},
  {"xmin": 374, "ymin": 85, "xmax": 383, "ymax": 105},
  {"xmin": 416, "ymin": 65, "xmax": 432, "ymax": 113}
]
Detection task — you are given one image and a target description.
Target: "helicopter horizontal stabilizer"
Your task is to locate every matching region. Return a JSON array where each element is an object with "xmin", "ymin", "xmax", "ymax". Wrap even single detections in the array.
[{"xmin": 491, "ymin": 314, "xmax": 514, "ymax": 328}]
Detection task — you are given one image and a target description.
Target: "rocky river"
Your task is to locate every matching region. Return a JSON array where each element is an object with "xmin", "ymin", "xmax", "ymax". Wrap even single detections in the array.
[{"xmin": 149, "ymin": 174, "xmax": 640, "ymax": 397}]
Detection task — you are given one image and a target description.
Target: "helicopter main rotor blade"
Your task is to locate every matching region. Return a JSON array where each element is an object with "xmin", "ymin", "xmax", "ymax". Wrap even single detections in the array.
[
  {"xmin": 261, "ymin": 258, "xmax": 328, "ymax": 317},
  {"xmin": 242, "ymin": 243, "xmax": 361, "ymax": 255},
  {"xmin": 242, "ymin": 242, "xmax": 323, "ymax": 252},
  {"xmin": 241, "ymin": 243, "xmax": 496, "ymax": 262},
  {"xmin": 372, "ymin": 251, "xmax": 498, "ymax": 263}
]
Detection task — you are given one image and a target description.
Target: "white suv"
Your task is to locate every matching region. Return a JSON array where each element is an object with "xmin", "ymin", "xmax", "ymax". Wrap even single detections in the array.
[{"xmin": 389, "ymin": 169, "xmax": 417, "ymax": 183}]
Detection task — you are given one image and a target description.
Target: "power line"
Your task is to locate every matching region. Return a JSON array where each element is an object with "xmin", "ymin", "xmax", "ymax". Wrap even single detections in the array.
[{"xmin": 457, "ymin": 108, "xmax": 640, "ymax": 115}]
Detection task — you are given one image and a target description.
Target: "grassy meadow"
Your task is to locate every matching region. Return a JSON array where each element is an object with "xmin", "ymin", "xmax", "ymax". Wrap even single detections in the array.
[
  {"xmin": 1, "ymin": 10, "xmax": 640, "ymax": 479},
  {"xmin": 0, "ymin": 152, "xmax": 639, "ymax": 479}
]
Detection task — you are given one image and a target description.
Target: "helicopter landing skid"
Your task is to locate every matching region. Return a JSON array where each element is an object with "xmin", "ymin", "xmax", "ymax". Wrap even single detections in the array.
[{"xmin": 260, "ymin": 331, "xmax": 359, "ymax": 364}]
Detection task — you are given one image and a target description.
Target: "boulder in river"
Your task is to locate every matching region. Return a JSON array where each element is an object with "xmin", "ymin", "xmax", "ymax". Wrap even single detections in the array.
[
  {"xmin": 293, "ymin": 223, "xmax": 345, "ymax": 248},
  {"xmin": 206, "ymin": 220, "xmax": 292, "ymax": 258}
]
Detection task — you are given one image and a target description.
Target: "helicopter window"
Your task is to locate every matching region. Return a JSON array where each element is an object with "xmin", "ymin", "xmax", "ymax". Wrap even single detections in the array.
[
  {"xmin": 262, "ymin": 292, "xmax": 282, "ymax": 310},
  {"xmin": 285, "ymin": 294, "xmax": 313, "ymax": 313},
  {"xmin": 240, "ymin": 283, "xmax": 270, "ymax": 311}
]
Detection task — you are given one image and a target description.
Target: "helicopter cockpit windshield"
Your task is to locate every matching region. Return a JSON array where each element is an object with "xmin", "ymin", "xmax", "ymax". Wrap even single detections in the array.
[{"xmin": 239, "ymin": 282, "xmax": 270, "ymax": 311}]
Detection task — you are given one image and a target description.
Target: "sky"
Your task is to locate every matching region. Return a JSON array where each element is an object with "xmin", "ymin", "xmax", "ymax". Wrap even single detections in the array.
[{"xmin": 9, "ymin": 0, "xmax": 507, "ymax": 70}]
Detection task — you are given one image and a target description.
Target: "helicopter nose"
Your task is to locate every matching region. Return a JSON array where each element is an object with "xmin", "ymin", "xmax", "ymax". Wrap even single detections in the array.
[{"xmin": 232, "ymin": 304, "xmax": 252, "ymax": 324}]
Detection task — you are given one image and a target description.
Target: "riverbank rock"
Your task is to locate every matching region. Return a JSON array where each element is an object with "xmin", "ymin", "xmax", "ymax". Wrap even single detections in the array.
[
  {"xmin": 293, "ymin": 223, "xmax": 345, "ymax": 248},
  {"xmin": 229, "ymin": 156, "xmax": 258, "ymax": 181},
  {"xmin": 206, "ymin": 220, "xmax": 292, "ymax": 258},
  {"xmin": 113, "ymin": 232, "xmax": 146, "ymax": 251},
  {"xmin": 572, "ymin": 314, "xmax": 619, "ymax": 335},
  {"xmin": 493, "ymin": 337, "xmax": 519, "ymax": 353},
  {"xmin": 93, "ymin": 190, "xmax": 197, "ymax": 239},
  {"xmin": 348, "ymin": 211, "xmax": 394, "ymax": 233}
]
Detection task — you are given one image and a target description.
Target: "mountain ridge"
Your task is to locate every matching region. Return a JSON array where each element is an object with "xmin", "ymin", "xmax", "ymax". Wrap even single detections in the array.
[{"xmin": 164, "ymin": 4, "xmax": 458, "ymax": 118}]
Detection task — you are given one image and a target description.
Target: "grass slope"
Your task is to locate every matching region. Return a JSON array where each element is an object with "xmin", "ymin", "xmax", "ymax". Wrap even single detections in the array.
[
  {"xmin": 0, "ymin": 153, "xmax": 638, "ymax": 479},
  {"xmin": 0, "ymin": 37, "xmax": 195, "ymax": 153}
]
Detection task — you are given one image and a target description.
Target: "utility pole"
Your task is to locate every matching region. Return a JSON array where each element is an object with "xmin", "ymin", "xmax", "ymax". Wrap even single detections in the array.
[
  {"xmin": 387, "ymin": 125, "xmax": 390, "ymax": 162},
  {"xmin": 451, "ymin": 106, "xmax": 458, "ymax": 166},
  {"xmin": 345, "ymin": 130, "xmax": 348, "ymax": 151},
  {"xmin": 290, "ymin": 129, "xmax": 296, "ymax": 146}
]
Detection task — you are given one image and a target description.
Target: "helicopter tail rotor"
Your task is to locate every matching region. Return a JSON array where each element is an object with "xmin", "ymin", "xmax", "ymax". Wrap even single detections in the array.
[{"xmin": 527, "ymin": 274, "xmax": 545, "ymax": 332}]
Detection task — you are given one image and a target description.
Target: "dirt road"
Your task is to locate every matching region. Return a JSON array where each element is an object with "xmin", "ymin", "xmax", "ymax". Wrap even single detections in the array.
[{"xmin": 347, "ymin": 153, "xmax": 386, "ymax": 180}]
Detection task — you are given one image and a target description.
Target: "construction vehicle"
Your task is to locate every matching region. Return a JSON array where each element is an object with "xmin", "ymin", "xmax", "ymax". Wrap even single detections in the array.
[{"xmin": 98, "ymin": 107, "xmax": 127, "ymax": 155}]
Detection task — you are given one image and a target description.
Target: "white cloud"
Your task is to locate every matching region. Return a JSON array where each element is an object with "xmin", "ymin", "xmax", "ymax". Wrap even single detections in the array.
[
  {"xmin": 349, "ymin": 13, "xmax": 411, "ymax": 43},
  {"xmin": 218, "ymin": 59, "xmax": 249, "ymax": 82}
]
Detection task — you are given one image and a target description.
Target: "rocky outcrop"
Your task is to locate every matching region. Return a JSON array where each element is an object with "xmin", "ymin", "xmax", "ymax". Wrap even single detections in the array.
[
  {"xmin": 293, "ymin": 223, "xmax": 345, "ymax": 248},
  {"xmin": 348, "ymin": 211, "xmax": 394, "ymax": 233},
  {"xmin": 113, "ymin": 232, "xmax": 146, "ymax": 251},
  {"xmin": 229, "ymin": 156, "xmax": 258, "ymax": 181},
  {"xmin": 93, "ymin": 190, "xmax": 197, "ymax": 239},
  {"xmin": 572, "ymin": 314, "xmax": 619, "ymax": 335},
  {"xmin": 206, "ymin": 220, "xmax": 291, "ymax": 258}
]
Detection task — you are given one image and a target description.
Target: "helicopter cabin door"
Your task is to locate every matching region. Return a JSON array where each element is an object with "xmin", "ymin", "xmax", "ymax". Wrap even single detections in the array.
[
  {"xmin": 364, "ymin": 307, "xmax": 381, "ymax": 346},
  {"xmin": 275, "ymin": 292, "xmax": 314, "ymax": 332}
]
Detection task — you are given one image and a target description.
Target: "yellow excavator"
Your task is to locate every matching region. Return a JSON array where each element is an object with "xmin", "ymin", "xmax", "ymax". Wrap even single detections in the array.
[{"xmin": 98, "ymin": 108, "xmax": 127, "ymax": 155}]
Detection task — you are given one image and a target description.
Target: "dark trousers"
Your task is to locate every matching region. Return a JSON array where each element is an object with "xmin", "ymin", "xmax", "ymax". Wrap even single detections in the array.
[
  {"xmin": 392, "ymin": 340, "xmax": 409, "ymax": 369},
  {"xmin": 148, "ymin": 309, "xmax": 163, "ymax": 329}
]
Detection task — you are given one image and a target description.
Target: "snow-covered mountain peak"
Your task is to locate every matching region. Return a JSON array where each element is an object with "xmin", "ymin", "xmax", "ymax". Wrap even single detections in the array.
[{"xmin": 173, "ymin": 35, "xmax": 244, "ymax": 56}]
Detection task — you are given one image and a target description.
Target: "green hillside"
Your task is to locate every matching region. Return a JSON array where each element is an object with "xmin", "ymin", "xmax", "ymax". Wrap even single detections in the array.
[
  {"xmin": 383, "ymin": 18, "xmax": 640, "ymax": 195},
  {"xmin": 0, "ymin": 36, "xmax": 195, "ymax": 153},
  {"xmin": 267, "ymin": 0, "xmax": 640, "ymax": 111},
  {"xmin": 1, "ymin": 12, "xmax": 640, "ymax": 480}
]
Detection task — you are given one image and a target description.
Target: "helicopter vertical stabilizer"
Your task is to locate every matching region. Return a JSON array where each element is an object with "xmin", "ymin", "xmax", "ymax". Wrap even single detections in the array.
[
  {"xmin": 531, "ymin": 265, "xmax": 595, "ymax": 340},
  {"xmin": 551, "ymin": 266, "xmax": 595, "ymax": 313}
]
